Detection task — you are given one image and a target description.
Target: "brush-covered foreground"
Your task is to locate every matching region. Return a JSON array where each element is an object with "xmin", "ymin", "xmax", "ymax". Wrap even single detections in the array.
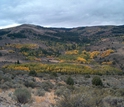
[{"xmin": 0, "ymin": 70, "xmax": 124, "ymax": 107}]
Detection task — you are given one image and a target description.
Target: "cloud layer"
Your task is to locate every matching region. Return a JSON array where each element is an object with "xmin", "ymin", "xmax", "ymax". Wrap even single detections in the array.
[{"xmin": 0, "ymin": 0, "xmax": 124, "ymax": 28}]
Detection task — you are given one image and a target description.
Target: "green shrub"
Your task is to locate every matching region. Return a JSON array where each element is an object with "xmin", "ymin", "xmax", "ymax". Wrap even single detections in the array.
[
  {"xmin": 55, "ymin": 88, "xmax": 63, "ymax": 96},
  {"xmin": 0, "ymin": 83, "xmax": 9, "ymax": 90},
  {"xmin": 14, "ymin": 88, "xmax": 31, "ymax": 104},
  {"xmin": 0, "ymin": 52, "xmax": 2, "ymax": 56},
  {"xmin": 51, "ymin": 72, "xmax": 57, "ymax": 77},
  {"xmin": 29, "ymin": 70, "xmax": 37, "ymax": 76},
  {"xmin": 24, "ymin": 81, "xmax": 36, "ymax": 88},
  {"xmin": 55, "ymin": 86, "xmax": 70, "ymax": 96},
  {"xmin": 56, "ymin": 93, "xmax": 92, "ymax": 107},
  {"xmin": 17, "ymin": 60, "xmax": 20, "ymax": 64},
  {"xmin": 84, "ymin": 75, "xmax": 90, "ymax": 78},
  {"xmin": 92, "ymin": 76, "xmax": 103, "ymax": 86},
  {"xmin": 35, "ymin": 89, "xmax": 46, "ymax": 96},
  {"xmin": 66, "ymin": 77, "xmax": 74, "ymax": 85},
  {"xmin": 40, "ymin": 81, "xmax": 53, "ymax": 91},
  {"xmin": 55, "ymin": 86, "xmax": 65, "ymax": 96}
]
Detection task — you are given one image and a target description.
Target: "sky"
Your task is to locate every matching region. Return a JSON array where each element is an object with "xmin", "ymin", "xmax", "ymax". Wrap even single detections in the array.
[{"xmin": 0, "ymin": 0, "xmax": 124, "ymax": 29}]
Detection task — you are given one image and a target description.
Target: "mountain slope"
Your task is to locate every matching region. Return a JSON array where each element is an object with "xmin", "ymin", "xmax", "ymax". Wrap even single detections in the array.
[{"xmin": 0, "ymin": 24, "xmax": 124, "ymax": 74}]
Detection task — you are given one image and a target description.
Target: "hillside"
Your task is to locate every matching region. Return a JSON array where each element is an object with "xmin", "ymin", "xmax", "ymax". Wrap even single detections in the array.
[
  {"xmin": 1, "ymin": 24, "xmax": 124, "ymax": 107},
  {"xmin": 0, "ymin": 24, "xmax": 124, "ymax": 74}
]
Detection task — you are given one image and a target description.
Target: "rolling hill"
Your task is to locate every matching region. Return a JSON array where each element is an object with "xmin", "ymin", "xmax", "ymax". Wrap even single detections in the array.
[{"xmin": 0, "ymin": 24, "xmax": 124, "ymax": 74}]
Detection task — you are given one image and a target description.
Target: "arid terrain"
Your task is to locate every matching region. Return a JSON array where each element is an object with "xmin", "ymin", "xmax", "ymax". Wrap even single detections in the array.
[{"xmin": 1, "ymin": 70, "xmax": 124, "ymax": 107}]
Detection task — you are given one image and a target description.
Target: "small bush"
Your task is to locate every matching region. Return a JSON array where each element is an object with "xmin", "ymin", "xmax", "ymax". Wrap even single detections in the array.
[
  {"xmin": 16, "ymin": 60, "xmax": 20, "ymax": 64},
  {"xmin": 29, "ymin": 70, "xmax": 37, "ymax": 76},
  {"xmin": 55, "ymin": 88, "xmax": 63, "ymax": 96},
  {"xmin": 0, "ymin": 75, "xmax": 3, "ymax": 81},
  {"xmin": 0, "ymin": 83, "xmax": 9, "ymax": 90},
  {"xmin": 56, "ymin": 93, "xmax": 92, "ymax": 107},
  {"xmin": 40, "ymin": 81, "xmax": 54, "ymax": 91},
  {"xmin": 51, "ymin": 72, "xmax": 57, "ymax": 77},
  {"xmin": 103, "ymin": 96, "xmax": 124, "ymax": 107},
  {"xmin": 0, "ymin": 70, "xmax": 3, "ymax": 75},
  {"xmin": 55, "ymin": 86, "xmax": 70, "ymax": 96},
  {"xmin": 14, "ymin": 88, "xmax": 31, "ymax": 104},
  {"xmin": 0, "ymin": 52, "xmax": 2, "ymax": 56},
  {"xmin": 84, "ymin": 75, "xmax": 90, "ymax": 78},
  {"xmin": 92, "ymin": 76, "xmax": 103, "ymax": 86},
  {"xmin": 24, "ymin": 81, "xmax": 36, "ymax": 88},
  {"xmin": 66, "ymin": 77, "xmax": 74, "ymax": 85},
  {"xmin": 35, "ymin": 89, "xmax": 46, "ymax": 96}
]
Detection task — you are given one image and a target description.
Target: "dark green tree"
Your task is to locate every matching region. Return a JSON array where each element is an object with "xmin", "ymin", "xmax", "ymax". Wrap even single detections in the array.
[{"xmin": 16, "ymin": 60, "xmax": 20, "ymax": 64}]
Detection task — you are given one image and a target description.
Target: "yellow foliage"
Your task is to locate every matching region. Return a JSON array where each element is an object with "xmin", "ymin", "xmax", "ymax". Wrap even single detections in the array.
[
  {"xmin": 100, "ymin": 49, "xmax": 114, "ymax": 57},
  {"xmin": 22, "ymin": 52, "xmax": 28, "ymax": 56},
  {"xmin": 35, "ymin": 58, "xmax": 41, "ymax": 62},
  {"xmin": 2, "ymin": 62, "xmax": 122, "ymax": 75},
  {"xmin": 8, "ymin": 50, "xmax": 15, "ymax": 53},
  {"xmin": 26, "ymin": 56, "xmax": 37, "ymax": 61},
  {"xmin": 59, "ymin": 60, "xmax": 65, "ymax": 63},
  {"xmin": 82, "ymin": 50, "xmax": 87, "ymax": 54},
  {"xmin": 8, "ymin": 44, "xmax": 38, "ymax": 49},
  {"xmin": 102, "ymin": 61, "xmax": 113, "ymax": 65},
  {"xmin": 26, "ymin": 56, "xmax": 41, "ymax": 62},
  {"xmin": 90, "ymin": 51, "xmax": 100, "ymax": 59},
  {"xmin": 65, "ymin": 50, "xmax": 78, "ymax": 55},
  {"xmin": 13, "ymin": 66, "xmax": 30, "ymax": 71},
  {"xmin": 77, "ymin": 57, "xmax": 86, "ymax": 63}
]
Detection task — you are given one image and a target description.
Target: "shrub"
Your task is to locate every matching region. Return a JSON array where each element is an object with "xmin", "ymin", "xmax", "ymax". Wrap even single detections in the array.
[
  {"xmin": 0, "ymin": 71, "xmax": 4, "ymax": 81},
  {"xmin": 103, "ymin": 96, "xmax": 124, "ymax": 107},
  {"xmin": 55, "ymin": 88, "xmax": 64, "ymax": 96},
  {"xmin": 29, "ymin": 70, "xmax": 37, "ymax": 76},
  {"xmin": 3, "ymin": 75, "xmax": 12, "ymax": 82},
  {"xmin": 35, "ymin": 89, "xmax": 46, "ymax": 96},
  {"xmin": 55, "ymin": 86, "xmax": 70, "ymax": 96},
  {"xmin": 56, "ymin": 93, "xmax": 92, "ymax": 107},
  {"xmin": 0, "ymin": 52, "xmax": 2, "ymax": 56},
  {"xmin": 17, "ymin": 60, "xmax": 20, "ymax": 64},
  {"xmin": 92, "ymin": 76, "xmax": 103, "ymax": 86},
  {"xmin": 0, "ymin": 83, "xmax": 9, "ymax": 90},
  {"xmin": 14, "ymin": 88, "xmax": 31, "ymax": 104},
  {"xmin": 40, "ymin": 81, "xmax": 54, "ymax": 91},
  {"xmin": 51, "ymin": 72, "xmax": 57, "ymax": 77},
  {"xmin": 66, "ymin": 77, "xmax": 74, "ymax": 85},
  {"xmin": 24, "ymin": 81, "xmax": 36, "ymax": 88},
  {"xmin": 1, "ymin": 81, "xmax": 14, "ymax": 89},
  {"xmin": 84, "ymin": 75, "xmax": 90, "ymax": 78}
]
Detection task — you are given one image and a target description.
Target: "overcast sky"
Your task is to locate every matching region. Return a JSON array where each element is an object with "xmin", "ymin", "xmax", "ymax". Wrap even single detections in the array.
[{"xmin": 0, "ymin": 0, "xmax": 124, "ymax": 29}]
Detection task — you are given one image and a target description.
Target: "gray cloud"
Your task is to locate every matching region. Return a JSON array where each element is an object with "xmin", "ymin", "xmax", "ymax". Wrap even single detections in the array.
[{"xmin": 0, "ymin": 0, "xmax": 124, "ymax": 28}]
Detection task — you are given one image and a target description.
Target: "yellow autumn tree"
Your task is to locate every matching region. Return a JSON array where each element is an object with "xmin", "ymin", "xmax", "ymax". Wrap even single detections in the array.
[
  {"xmin": 90, "ymin": 51, "xmax": 100, "ymax": 59},
  {"xmin": 101, "ymin": 49, "xmax": 114, "ymax": 57},
  {"xmin": 77, "ymin": 57, "xmax": 87, "ymax": 63},
  {"xmin": 65, "ymin": 50, "xmax": 78, "ymax": 55}
]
